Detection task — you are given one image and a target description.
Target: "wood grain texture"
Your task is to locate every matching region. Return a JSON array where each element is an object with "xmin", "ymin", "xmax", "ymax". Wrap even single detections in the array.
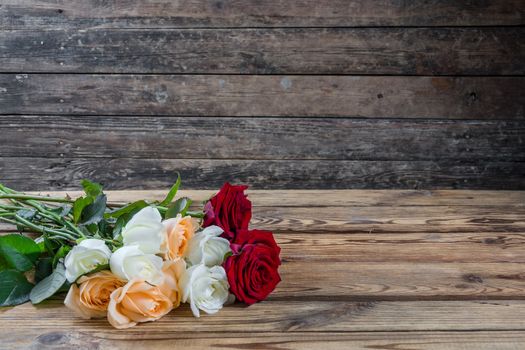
[
  {"xmin": 275, "ymin": 232, "xmax": 525, "ymax": 263},
  {"xmin": 2, "ymin": 300, "xmax": 525, "ymax": 333},
  {"xmin": 2, "ymin": 231, "xmax": 524, "ymax": 264},
  {"xmin": 26, "ymin": 189, "xmax": 525, "ymax": 208},
  {"xmin": 1, "ymin": 0, "xmax": 524, "ymax": 29},
  {"xmin": 1, "ymin": 116, "xmax": 524, "ymax": 161},
  {"xmin": 2, "ymin": 27, "xmax": 524, "ymax": 75},
  {"xmin": 0, "ymin": 75, "xmax": 523, "ymax": 119},
  {"xmin": 7, "ymin": 331, "xmax": 525, "ymax": 350},
  {"xmin": 2, "ymin": 203, "xmax": 525, "ymax": 234},
  {"xmin": 1, "ymin": 157, "xmax": 524, "ymax": 190},
  {"xmin": 1, "ymin": 190, "xmax": 524, "ymax": 348}
]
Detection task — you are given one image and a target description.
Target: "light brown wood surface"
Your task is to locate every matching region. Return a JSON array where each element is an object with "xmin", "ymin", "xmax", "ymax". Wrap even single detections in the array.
[{"xmin": 1, "ymin": 190, "xmax": 524, "ymax": 349}]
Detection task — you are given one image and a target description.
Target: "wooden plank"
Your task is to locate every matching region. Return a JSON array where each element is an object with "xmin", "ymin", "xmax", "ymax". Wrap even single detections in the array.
[
  {"xmin": 2, "ymin": 300, "xmax": 525, "ymax": 332},
  {"xmin": 274, "ymin": 232, "xmax": 525, "ymax": 263},
  {"xmin": 1, "ymin": 0, "xmax": 524, "ymax": 29},
  {"xmin": 251, "ymin": 206, "xmax": 525, "ymax": 233},
  {"xmin": 274, "ymin": 262, "xmax": 525, "ymax": 300},
  {"xmin": 2, "ymin": 231, "xmax": 523, "ymax": 263},
  {"xmin": 7, "ymin": 331, "xmax": 525, "ymax": 350},
  {"xmin": 1, "ymin": 230, "xmax": 524, "ymax": 298},
  {"xmin": 1, "ymin": 157, "xmax": 524, "ymax": 190},
  {"xmin": 23, "ymin": 189, "xmax": 525, "ymax": 208},
  {"xmin": 1, "ymin": 28, "xmax": 523, "ymax": 75},
  {"xmin": 0, "ymin": 75, "xmax": 523, "ymax": 119},
  {"xmin": 2, "ymin": 116, "xmax": 524, "ymax": 161},
  {"xmin": 2, "ymin": 201, "xmax": 525, "ymax": 233}
]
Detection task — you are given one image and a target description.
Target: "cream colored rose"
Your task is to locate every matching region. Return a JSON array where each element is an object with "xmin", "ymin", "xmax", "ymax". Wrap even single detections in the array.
[
  {"xmin": 185, "ymin": 225, "xmax": 231, "ymax": 267},
  {"xmin": 110, "ymin": 245, "xmax": 164, "ymax": 285},
  {"xmin": 64, "ymin": 271, "xmax": 125, "ymax": 319},
  {"xmin": 107, "ymin": 278, "xmax": 173, "ymax": 329},
  {"xmin": 158, "ymin": 259, "xmax": 186, "ymax": 307},
  {"xmin": 64, "ymin": 239, "xmax": 112, "ymax": 283},
  {"xmin": 121, "ymin": 206, "xmax": 165, "ymax": 254},
  {"xmin": 162, "ymin": 214, "xmax": 198, "ymax": 260},
  {"xmin": 180, "ymin": 264, "xmax": 230, "ymax": 317}
]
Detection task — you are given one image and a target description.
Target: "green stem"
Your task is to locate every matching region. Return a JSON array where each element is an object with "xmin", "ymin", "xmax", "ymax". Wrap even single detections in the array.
[
  {"xmin": 2, "ymin": 192, "xmax": 87, "ymax": 240},
  {"xmin": 0, "ymin": 194, "xmax": 74, "ymax": 204},
  {"xmin": 25, "ymin": 201, "xmax": 86, "ymax": 239},
  {"xmin": 13, "ymin": 215, "xmax": 78, "ymax": 240},
  {"xmin": 0, "ymin": 204, "xmax": 26, "ymax": 211},
  {"xmin": 0, "ymin": 216, "xmax": 18, "ymax": 225}
]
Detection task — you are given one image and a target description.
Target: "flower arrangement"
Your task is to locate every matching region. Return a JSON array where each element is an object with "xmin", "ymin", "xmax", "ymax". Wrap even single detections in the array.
[{"xmin": 0, "ymin": 177, "xmax": 281, "ymax": 329}]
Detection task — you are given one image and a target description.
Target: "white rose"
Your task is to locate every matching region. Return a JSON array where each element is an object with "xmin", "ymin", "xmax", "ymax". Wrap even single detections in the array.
[
  {"xmin": 64, "ymin": 239, "xmax": 112, "ymax": 283},
  {"xmin": 121, "ymin": 206, "xmax": 165, "ymax": 254},
  {"xmin": 110, "ymin": 245, "xmax": 163, "ymax": 285},
  {"xmin": 180, "ymin": 264, "xmax": 230, "ymax": 317},
  {"xmin": 185, "ymin": 226, "xmax": 231, "ymax": 267}
]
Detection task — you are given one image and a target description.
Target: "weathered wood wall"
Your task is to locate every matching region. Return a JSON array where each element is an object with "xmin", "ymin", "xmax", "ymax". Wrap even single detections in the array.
[{"xmin": 0, "ymin": 1, "xmax": 524, "ymax": 190}]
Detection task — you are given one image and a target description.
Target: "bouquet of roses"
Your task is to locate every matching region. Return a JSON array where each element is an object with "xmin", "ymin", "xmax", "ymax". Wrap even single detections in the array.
[{"xmin": 0, "ymin": 177, "xmax": 281, "ymax": 329}]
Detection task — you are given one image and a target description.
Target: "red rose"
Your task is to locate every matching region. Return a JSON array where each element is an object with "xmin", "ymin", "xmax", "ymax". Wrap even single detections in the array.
[
  {"xmin": 224, "ymin": 229, "xmax": 281, "ymax": 305},
  {"xmin": 203, "ymin": 182, "xmax": 252, "ymax": 240}
]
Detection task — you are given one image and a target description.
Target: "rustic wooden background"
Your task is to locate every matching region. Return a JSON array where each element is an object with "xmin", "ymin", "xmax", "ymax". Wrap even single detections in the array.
[{"xmin": 0, "ymin": 1, "xmax": 524, "ymax": 190}]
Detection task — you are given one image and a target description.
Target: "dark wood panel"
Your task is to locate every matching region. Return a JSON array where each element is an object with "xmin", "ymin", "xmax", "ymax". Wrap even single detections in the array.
[
  {"xmin": 1, "ymin": 116, "xmax": 523, "ymax": 161},
  {"xmin": 1, "ymin": 28, "xmax": 523, "ymax": 74},
  {"xmin": 20, "ymin": 189, "xmax": 525, "ymax": 208},
  {"xmin": 1, "ymin": 75, "xmax": 523, "ymax": 119},
  {"xmin": 0, "ymin": 157, "xmax": 523, "ymax": 190},
  {"xmin": 1, "ymin": 0, "xmax": 524, "ymax": 29}
]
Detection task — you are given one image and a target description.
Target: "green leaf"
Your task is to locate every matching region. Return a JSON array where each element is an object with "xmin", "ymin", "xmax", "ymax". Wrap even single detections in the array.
[
  {"xmin": 165, "ymin": 197, "xmax": 192, "ymax": 219},
  {"xmin": 0, "ymin": 245, "xmax": 33, "ymax": 272},
  {"xmin": 35, "ymin": 257, "xmax": 53, "ymax": 283},
  {"xmin": 186, "ymin": 210, "xmax": 205, "ymax": 219},
  {"xmin": 112, "ymin": 216, "xmax": 127, "ymax": 239},
  {"xmin": 80, "ymin": 194, "xmax": 107, "ymax": 226},
  {"xmin": 0, "ymin": 255, "xmax": 9, "ymax": 271},
  {"xmin": 16, "ymin": 209, "xmax": 36, "ymax": 221},
  {"xmin": 97, "ymin": 219, "xmax": 112, "ymax": 239},
  {"xmin": 85, "ymin": 223, "xmax": 99, "ymax": 235},
  {"xmin": 223, "ymin": 251, "xmax": 233, "ymax": 261},
  {"xmin": 0, "ymin": 234, "xmax": 41, "ymax": 272},
  {"xmin": 30, "ymin": 262, "xmax": 66, "ymax": 304},
  {"xmin": 49, "ymin": 205, "xmax": 72, "ymax": 217},
  {"xmin": 105, "ymin": 200, "xmax": 148, "ymax": 219},
  {"xmin": 81, "ymin": 179, "xmax": 103, "ymax": 198},
  {"xmin": 0, "ymin": 269, "xmax": 33, "ymax": 306},
  {"xmin": 43, "ymin": 236, "xmax": 58, "ymax": 255},
  {"xmin": 52, "ymin": 246, "xmax": 71, "ymax": 267},
  {"xmin": 159, "ymin": 173, "xmax": 181, "ymax": 207},
  {"xmin": 73, "ymin": 196, "xmax": 93, "ymax": 224},
  {"xmin": 15, "ymin": 209, "xmax": 36, "ymax": 232},
  {"xmin": 110, "ymin": 202, "xmax": 149, "ymax": 239}
]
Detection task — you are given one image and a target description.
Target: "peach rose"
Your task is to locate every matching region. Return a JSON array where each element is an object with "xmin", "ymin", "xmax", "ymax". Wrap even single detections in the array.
[
  {"xmin": 158, "ymin": 259, "xmax": 186, "ymax": 307},
  {"xmin": 64, "ymin": 271, "xmax": 125, "ymax": 319},
  {"xmin": 107, "ymin": 278, "xmax": 173, "ymax": 329},
  {"xmin": 162, "ymin": 214, "xmax": 198, "ymax": 260}
]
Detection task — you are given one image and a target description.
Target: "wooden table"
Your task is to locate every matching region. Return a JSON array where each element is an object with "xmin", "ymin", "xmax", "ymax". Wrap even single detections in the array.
[{"xmin": 1, "ymin": 189, "xmax": 525, "ymax": 349}]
